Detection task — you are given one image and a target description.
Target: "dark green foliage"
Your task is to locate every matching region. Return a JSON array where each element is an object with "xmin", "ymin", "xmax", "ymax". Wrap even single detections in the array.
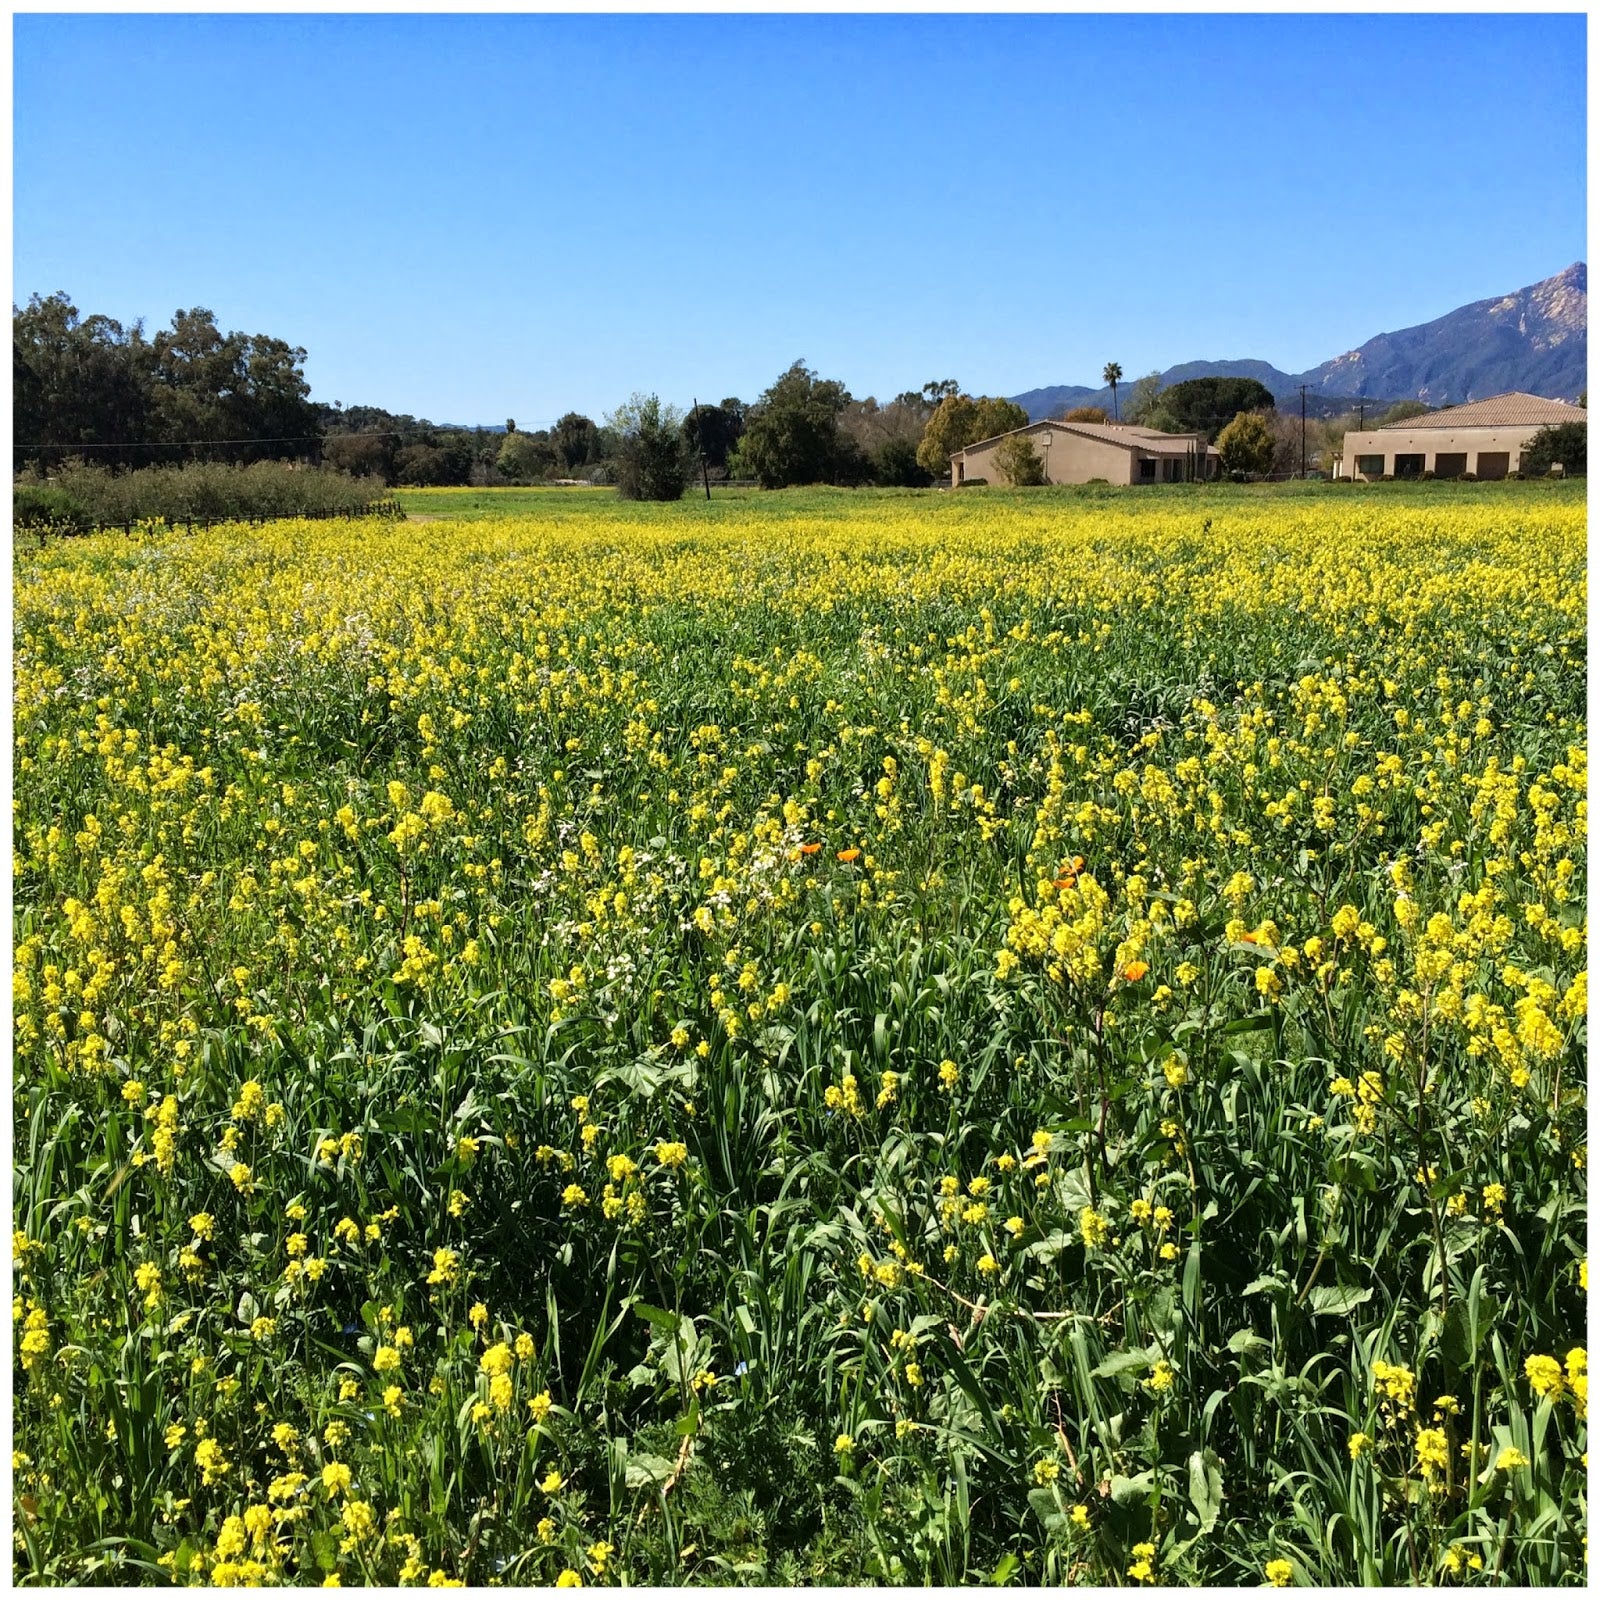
[
  {"xmin": 496, "ymin": 429, "xmax": 558, "ymax": 484},
  {"xmin": 552, "ymin": 413, "xmax": 601, "ymax": 474},
  {"xmin": 870, "ymin": 436, "xmax": 934, "ymax": 488},
  {"xmin": 611, "ymin": 394, "xmax": 690, "ymax": 501},
  {"xmin": 14, "ymin": 293, "xmax": 319, "ymax": 468},
  {"xmin": 12, "ymin": 480, "xmax": 92, "ymax": 532},
  {"xmin": 684, "ymin": 402, "xmax": 746, "ymax": 475},
  {"xmin": 12, "ymin": 459, "xmax": 391, "ymax": 530},
  {"xmin": 994, "ymin": 432, "xmax": 1046, "ymax": 486},
  {"xmin": 320, "ymin": 432, "xmax": 394, "ymax": 481},
  {"xmin": 736, "ymin": 362, "xmax": 865, "ymax": 488},
  {"xmin": 1377, "ymin": 399, "xmax": 1433, "ymax": 427},
  {"xmin": 1521, "ymin": 420, "xmax": 1586, "ymax": 476},
  {"xmin": 393, "ymin": 435, "xmax": 474, "ymax": 486},
  {"xmin": 1150, "ymin": 377, "xmax": 1275, "ymax": 440}
]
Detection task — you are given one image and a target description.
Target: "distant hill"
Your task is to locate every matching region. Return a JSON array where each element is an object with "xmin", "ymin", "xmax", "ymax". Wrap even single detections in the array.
[
  {"xmin": 1014, "ymin": 263, "xmax": 1587, "ymax": 420},
  {"xmin": 1299, "ymin": 262, "xmax": 1586, "ymax": 404}
]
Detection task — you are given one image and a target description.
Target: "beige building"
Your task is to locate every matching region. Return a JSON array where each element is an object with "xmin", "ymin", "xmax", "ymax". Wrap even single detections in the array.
[
  {"xmin": 1336, "ymin": 392, "xmax": 1584, "ymax": 481},
  {"xmin": 951, "ymin": 419, "xmax": 1220, "ymax": 487}
]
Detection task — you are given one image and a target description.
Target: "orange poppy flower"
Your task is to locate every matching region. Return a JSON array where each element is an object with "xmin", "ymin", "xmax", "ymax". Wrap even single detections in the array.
[
  {"xmin": 837, "ymin": 848, "xmax": 861, "ymax": 863},
  {"xmin": 1240, "ymin": 932, "xmax": 1258, "ymax": 944},
  {"xmin": 1054, "ymin": 874, "xmax": 1077, "ymax": 890},
  {"xmin": 798, "ymin": 843, "xmax": 821, "ymax": 857},
  {"xmin": 1123, "ymin": 961, "xmax": 1150, "ymax": 982}
]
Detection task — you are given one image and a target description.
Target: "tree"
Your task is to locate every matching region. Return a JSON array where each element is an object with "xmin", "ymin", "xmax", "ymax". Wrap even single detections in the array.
[
  {"xmin": 683, "ymin": 401, "xmax": 745, "ymax": 474},
  {"xmin": 1102, "ymin": 362, "xmax": 1123, "ymax": 421},
  {"xmin": 1377, "ymin": 399, "xmax": 1431, "ymax": 427},
  {"xmin": 497, "ymin": 429, "xmax": 556, "ymax": 483},
  {"xmin": 1261, "ymin": 408, "xmax": 1314, "ymax": 478},
  {"xmin": 13, "ymin": 292, "xmax": 153, "ymax": 469},
  {"xmin": 994, "ymin": 433, "xmax": 1045, "ymax": 486},
  {"xmin": 868, "ymin": 436, "xmax": 933, "ymax": 488},
  {"xmin": 608, "ymin": 393, "xmax": 689, "ymax": 501},
  {"xmin": 921, "ymin": 379, "xmax": 960, "ymax": 407},
  {"xmin": 14, "ymin": 293, "xmax": 320, "ymax": 470},
  {"xmin": 915, "ymin": 394, "xmax": 1030, "ymax": 476},
  {"xmin": 1520, "ymin": 421, "xmax": 1586, "ymax": 476},
  {"xmin": 322, "ymin": 432, "xmax": 393, "ymax": 482},
  {"xmin": 1215, "ymin": 410, "xmax": 1276, "ymax": 477},
  {"xmin": 839, "ymin": 392, "xmax": 932, "ymax": 484},
  {"xmin": 148, "ymin": 307, "xmax": 319, "ymax": 463},
  {"xmin": 551, "ymin": 413, "xmax": 600, "ymax": 474},
  {"xmin": 737, "ymin": 361, "xmax": 861, "ymax": 488},
  {"xmin": 1123, "ymin": 371, "xmax": 1165, "ymax": 426},
  {"xmin": 1060, "ymin": 406, "xmax": 1109, "ymax": 423},
  {"xmin": 393, "ymin": 443, "xmax": 452, "ymax": 486},
  {"xmin": 1151, "ymin": 377, "xmax": 1275, "ymax": 440}
]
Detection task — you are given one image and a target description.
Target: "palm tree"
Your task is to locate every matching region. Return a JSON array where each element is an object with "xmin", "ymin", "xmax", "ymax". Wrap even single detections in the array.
[{"xmin": 1103, "ymin": 362, "xmax": 1123, "ymax": 421}]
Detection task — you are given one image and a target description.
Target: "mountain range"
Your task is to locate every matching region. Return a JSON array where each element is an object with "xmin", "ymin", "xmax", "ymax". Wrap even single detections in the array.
[{"xmin": 1012, "ymin": 263, "xmax": 1587, "ymax": 421}]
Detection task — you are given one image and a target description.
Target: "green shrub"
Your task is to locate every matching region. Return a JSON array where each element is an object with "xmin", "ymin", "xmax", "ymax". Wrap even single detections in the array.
[
  {"xmin": 993, "ymin": 433, "xmax": 1046, "ymax": 487},
  {"xmin": 12, "ymin": 481, "xmax": 92, "ymax": 532},
  {"xmin": 1521, "ymin": 421, "xmax": 1586, "ymax": 477},
  {"xmin": 12, "ymin": 459, "xmax": 390, "ymax": 531}
]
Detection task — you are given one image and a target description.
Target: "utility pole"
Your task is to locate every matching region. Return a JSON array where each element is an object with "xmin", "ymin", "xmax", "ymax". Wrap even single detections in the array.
[
  {"xmin": 1298, "ymin": 384, "xmax": 1309, "ymax": 480},
  {"xmin": 692, "ymin": 397, "xmax": 711, "ymax": 502}
]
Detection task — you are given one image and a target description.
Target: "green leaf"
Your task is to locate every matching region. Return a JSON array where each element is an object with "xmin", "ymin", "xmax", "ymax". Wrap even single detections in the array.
[
  {"xmin": 1109, "ymin": 1470, "xmax": 1156, "ymax": 1506},
  {"xmin": 1243, "ymin": 1275, "xmax": 1288, "ymax": 1297},
  {"xmin": 1441, "ymin": 1291, "xmax": 1499, "ymax": 1370},
  {"xmin": 1307, "ymin": 1285, "xmax": 1372, "ymax": 1317},
  {"xmin": 624, "ymin": 1454, "xmax": 676, "ymax": 1489},
  {"xmin": 1091, "ymin": 1350, "xmax": 1152, "ymax": 1380},
  {"xmin": 1187, "ymin": 1447, "xmax": 1223, "ymax": 1534},
  {"xmin": 1223, "ymin": 1011, "xmax": 1274, "ymax": 1033},
  {"xmin": 1027, "ymin": 1487, "xmax": 1065, "ymax": 1531},
  {"xmin": 1328, "ymin": 1150, "xmax": 1380, "ymax": 1193},
  {"xmin": 311, "ymin": 1531, "xmax": 339, "ymax": 1574}
]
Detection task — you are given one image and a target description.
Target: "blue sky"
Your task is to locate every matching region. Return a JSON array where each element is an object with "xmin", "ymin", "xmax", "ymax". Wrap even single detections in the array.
[{"xmin": 13, "ymin": 13, "xmax": 1587, "ymax": 426}]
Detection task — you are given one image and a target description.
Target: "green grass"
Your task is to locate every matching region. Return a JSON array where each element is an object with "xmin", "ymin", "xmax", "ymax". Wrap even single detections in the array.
[{"xmin": 393, "ymin": 477, "xmax": 1586, "ymax": 521}]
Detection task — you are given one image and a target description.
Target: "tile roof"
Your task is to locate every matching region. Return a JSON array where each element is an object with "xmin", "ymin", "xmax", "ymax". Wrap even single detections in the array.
[
  {"xmin": 955, "ymin": 419, "xmax": 1213, "ymax": 458},
  {"xmin": 1378, "ymin": 392, "xmax": 1585, "ymax": 429}
]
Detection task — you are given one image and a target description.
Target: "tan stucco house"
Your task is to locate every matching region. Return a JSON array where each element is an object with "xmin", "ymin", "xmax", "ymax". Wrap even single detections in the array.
[
  {"xmin": 951, "ymin": 419, "xmax": 1221, "ymax": 487},
  {"xmin": 1336, "ymin": 392, "xmax": 1584, "ymax": 481}
]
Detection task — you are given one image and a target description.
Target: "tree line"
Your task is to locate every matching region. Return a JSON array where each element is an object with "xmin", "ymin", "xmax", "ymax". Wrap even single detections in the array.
[{"xmin": 14, "ymin": 293, "xmax": 1584, "ymax": 500}]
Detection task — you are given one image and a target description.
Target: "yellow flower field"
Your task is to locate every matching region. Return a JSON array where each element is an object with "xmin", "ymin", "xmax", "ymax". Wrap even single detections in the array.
[{"xmin": 12, "ymin": 484, "xmax": 1587, "ymax": 1584}]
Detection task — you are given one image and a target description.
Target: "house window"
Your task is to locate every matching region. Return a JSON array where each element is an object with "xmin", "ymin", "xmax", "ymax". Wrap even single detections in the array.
[
  {"xmin": 1357, "ymin": 455, "xmax": 1385, "ymax": 477},
  {"xmin": 1393, "ymin": 454, "xmax": 1425, "ymax": 480},
  {"xmin": 1138, "ymin": 459, "xmax": 1156, "ymax": 483},
  {"xmin": 1433, "ymin": 453, "xmax": 1467, "ymax": 479},
  {"xmin": 1475, "ymin": 451, "xmax": 1510, "ymax": 480}
]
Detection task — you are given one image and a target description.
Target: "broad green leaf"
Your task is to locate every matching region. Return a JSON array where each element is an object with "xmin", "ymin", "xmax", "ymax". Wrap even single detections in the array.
[
  {"xmin": 1187, "ymin": 1447, "xmax": 1223, "ymax": 1534},
  {"xmin": 1308, "ymin": 1285, "xmax": 1372, "ymax": 1317}
]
